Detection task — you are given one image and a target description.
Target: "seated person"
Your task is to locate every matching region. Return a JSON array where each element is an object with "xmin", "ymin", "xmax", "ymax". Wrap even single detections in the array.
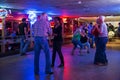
[
  {"xmin": 80, "ymin": 30, "xmax": 90, "ymax": 53},
  {"xmin": 10, "ymin": 31, "xmax": 17, "ymax": 39}
]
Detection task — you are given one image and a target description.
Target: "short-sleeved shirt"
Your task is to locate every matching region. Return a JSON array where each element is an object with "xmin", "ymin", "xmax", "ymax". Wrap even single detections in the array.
[
  {"xmin": 99, "ymin": 22, "xmax": 108, "ymax": 37},
  {"xmin": 18, "ymin": 23, "xmax": 27, "ymax": 35},
  {"xmin": 33, "ymin": 19, "xmax": 52, "ymax": 37}
]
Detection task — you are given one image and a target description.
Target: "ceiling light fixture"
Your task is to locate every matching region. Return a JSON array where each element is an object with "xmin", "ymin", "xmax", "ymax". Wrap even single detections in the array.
[{"xmin": 78, "ymin": 1, "xmax": 82, "ymax": 4}]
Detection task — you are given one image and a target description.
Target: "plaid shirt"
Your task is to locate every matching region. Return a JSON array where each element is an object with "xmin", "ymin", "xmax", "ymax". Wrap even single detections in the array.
[{"xmin": 32, "ymin": 19, "xmax": 52, "ymax": 37}]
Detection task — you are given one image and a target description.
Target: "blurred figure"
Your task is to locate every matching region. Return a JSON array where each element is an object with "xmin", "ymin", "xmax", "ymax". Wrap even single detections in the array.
[
  {"xmin": 80, "ymin": 30, "xmax": 90, "ymax": 54},
  {"xmin": 51, "ymin": 17, "xmax": 64, "ymax": 68},
  {"xmin": 88, "ymin": 22, "xmax": 94, "ymax": 48},
  {"xmin": 71, "ymin": 26, "xmax": 82, "ymax": 55},
  {"xmin": 32, "ymin": 13, "xmax": 53, "ymax": 75},
  {"xmin": 117, "ymin": 22, "xmax": 120, "ymax": 37},
  {"xmin": 94, "ymin": 16, "xmax": 108, "ymax": 66},
  {"xmin": 10, "ymin": 30, "xmax": 16, "ymax": 39},
  {"xmin": 82, "ymin": 22, "xmax": 88, "ymax": 34},
  {"xmin": 73, "ymin": 23, "xmax": 78, "ymax": 33},
  {"xmin": 108, "ymin": 23, "xmax": 114, "ymax": 32},
  {"xmin": 18, "ymin": 18, "xmax": 30, "ymax": 56},
  {"xmin": 106, "ymin": 23, "xmax": 109, "ymax": 32}
]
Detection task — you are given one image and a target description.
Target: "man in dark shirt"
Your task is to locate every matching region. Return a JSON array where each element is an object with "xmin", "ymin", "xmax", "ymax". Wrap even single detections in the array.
[{"xmin": 18, "ymin": 18, "xmax": 30, "ymax": 56}]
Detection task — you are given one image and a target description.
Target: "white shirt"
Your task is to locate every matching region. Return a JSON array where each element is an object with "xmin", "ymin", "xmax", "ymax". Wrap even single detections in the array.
[{"xmin": 99, "ymin": 22, "xmax": 108, "ymax": 37}]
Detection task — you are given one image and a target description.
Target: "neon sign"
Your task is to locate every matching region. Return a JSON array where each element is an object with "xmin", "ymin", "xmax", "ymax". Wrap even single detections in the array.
[
  {"xmin": 48, "ymin": 16, "xmax": 52, "ymax": 21},
  {"xmin": 0, "ymin": 9, "xmax": 8, "ymax": 18},
  {"xmin": 27, "ymin": 11, "xmax": 37, "ymax": 24}
]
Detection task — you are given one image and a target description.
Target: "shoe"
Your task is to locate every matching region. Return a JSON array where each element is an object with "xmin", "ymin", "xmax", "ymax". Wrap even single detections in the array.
[
  {"xmin": 58, "ymin": 64, "xmax": 64, "ymax": 68},
  {"xmin": 71, "ymin": 53, "xmax": 74, "ymax": 55},
  {"xmin": 20, "ymin": 53, "xmax": 26, "ymax": 56},
  {"xmin": 95, "ymin": 62, "xmax": 108, "ymax": 66},
  {"xmin": 78, "ymin": 53, "xmax": 83, "ymax": 56},
  {"xmin": 71, "ymin": 49, "xmax": 75, "ymax": 55},
  {"xmin": 34, "ymin": 72, "xmax": 39, "ymax": 75},
  {"xmin": 71, "ymin": 51, "xmax": 74, "ymax": 55},
  {"xmin": 46, "ymin": 72, "xmax": 53, "ymax": 75},
  {"xmin": 79, "ymin": 50, "xmax": 81, "ymax": 54},
  {"xmin": 87, "ymin": 51, "xmax": 90, "ymax": 54},
  {"xmin": 51, "ymin": 64, "xmax": 54, "ymax": 68}
]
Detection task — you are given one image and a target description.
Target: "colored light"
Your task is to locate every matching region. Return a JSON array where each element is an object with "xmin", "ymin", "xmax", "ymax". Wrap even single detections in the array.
[
  {"xmin": 48, "ymin": 16, "xmax": 52, "ymax": 21},
  {"xmin": 0, "ymin": 8, "xmax": 8, "ymax": 18},
  {"xmin": 0, "ymin": 23, "xmax": 2, "ymax": 29},
  {"xmin": 50, "ymin": 21, "xmax": 54, "ymax": 28},
  {"xmin": 62, "ymin": 18, "xmax": 67, "ymax": 23},
  {"xmin": 27, "ymin": 11, "xmax": 37, "ymax": 24},
  {"xmin": 78, "ymin": 1, "xmax": 82, "ymax": 4}
]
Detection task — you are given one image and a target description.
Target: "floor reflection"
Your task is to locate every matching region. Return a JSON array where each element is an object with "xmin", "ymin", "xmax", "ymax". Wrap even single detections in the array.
[
  {"xmin": 0, "ymin": 42, "xmax": 120, "ymax": 80},
  {"xmin": 34, "ymin": 75, "xmax": 40, "ymax": 80},
  {"xmin": 53, "ymin": 68, "xmax": 64, "ymax": 80}
]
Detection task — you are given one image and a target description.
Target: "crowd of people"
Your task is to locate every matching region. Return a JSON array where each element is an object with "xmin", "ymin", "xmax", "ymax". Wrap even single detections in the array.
[
  {"xmin": 71, "ymin": 16, "xmax": 108, "ymax": 66},
  {"xmin": 16, "ymin": 13, "xmax": 120, "ymax": 76},
  {"xmin": 31, "ymin": 13, "xmax": 65, "ymax": 75},
  {"xmin": 71, "ymin": 22, "xmax": 90, "ymax": 55},
  {"xmin": 107, "ymin": 22, "xmax": 120, "ymax": 38}
]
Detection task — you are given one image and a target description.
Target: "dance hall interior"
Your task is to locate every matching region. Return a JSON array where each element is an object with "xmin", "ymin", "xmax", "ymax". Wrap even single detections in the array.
[{"xmin": 0, "ymin": 0, "xmax": 120, "ymax": 80}]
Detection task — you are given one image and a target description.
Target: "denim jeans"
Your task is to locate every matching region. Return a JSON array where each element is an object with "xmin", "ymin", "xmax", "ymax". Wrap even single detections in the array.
[
  {"xmin": 72, "ymin": 39, "xmax": 82, "ymax": 49},
  {"xmin": 34, "ymin": 36, "xmax": 52, "ymax": 74},
  {"xmin": 81, "ymin": 42, "xmax": 90, "ymax": 50},
  {"xmin": 94, "ymin": 37, "xmax": 108, "ymax": 64},
  {"xmin": 20, "ymin": 35, "xmax": 30, "ymax": 54},
  {"xmin": 88, "ymin": 33, "xmax": 94, "ymax": 48}
]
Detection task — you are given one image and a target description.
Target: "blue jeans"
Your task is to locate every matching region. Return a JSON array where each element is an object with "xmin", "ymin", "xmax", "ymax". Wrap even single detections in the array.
[
  {"xmin": 20, "ymin": 35, "xmax": 30, "ymax": 54},
  {"xmin": 72, "ymin": 39, "xmax": 82, "ymax": 50},
  {"xmin": 81, "ymin": 42, "xmax": 90, "ymax": 51},
  {"xmin": 34, "ymin": 36, "xmax": 52, "ymax": 74},
  {"xmin": 94, "ymin": 37, "xmax": 108, "ymax": 64},
  {"xmin": 88, "ymin": 33, "xmax": 94, "ymax": 48}
]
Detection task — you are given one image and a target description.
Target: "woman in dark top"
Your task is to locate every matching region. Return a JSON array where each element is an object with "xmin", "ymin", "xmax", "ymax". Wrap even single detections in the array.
[
  {"xmin": 51, "ymin": 17, "xmax": 64, "ymax": 68},
  {"xmin": 80, "ymin": 30, "xmax": 90, "ymax": 53}
]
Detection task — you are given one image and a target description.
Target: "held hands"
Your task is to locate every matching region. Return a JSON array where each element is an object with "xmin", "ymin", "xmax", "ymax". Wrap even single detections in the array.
[
  {"xmin": 25, "ymin": 35, "xmax": 28, "ymax": 40},
  {"xmin": 94, "ymin": 24, "xmax": 99, "ymax": 28},
  {"xmin": 53, "ymin": 33, "xmax": 57, "ymax": 36}
]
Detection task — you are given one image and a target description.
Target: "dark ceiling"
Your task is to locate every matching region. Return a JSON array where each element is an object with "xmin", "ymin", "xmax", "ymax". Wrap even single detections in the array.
[{"xmin": 0, "ymin": 0, "xmax": 120, "ymax": 17}]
